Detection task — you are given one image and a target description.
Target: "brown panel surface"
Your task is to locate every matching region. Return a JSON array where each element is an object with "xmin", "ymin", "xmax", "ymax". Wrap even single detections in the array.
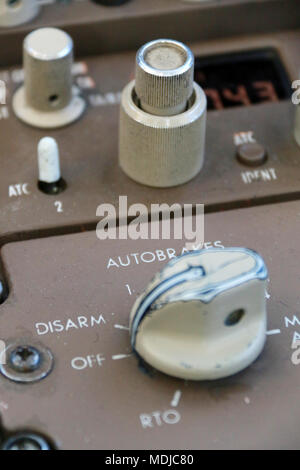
[
  {"xmin": 0, "ymin": 32, "xmax": 300, "ymax": 245},
  {"xmin": 1, "ymin": 0, "xmax": 299, "ymax": 64},
  {"xmin": 0, "ymin": 200, "xmax": 299, "ymax": 449}
]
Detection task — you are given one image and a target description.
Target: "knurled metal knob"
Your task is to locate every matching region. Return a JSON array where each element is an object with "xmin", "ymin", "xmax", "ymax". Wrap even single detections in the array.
[
  {"xmin": 119, "ymin": 38, "xmax": 207, "ymax": 188},
  {"xmin": 135, "ymin": 39, "xmax": 194, "ymax": 116}
]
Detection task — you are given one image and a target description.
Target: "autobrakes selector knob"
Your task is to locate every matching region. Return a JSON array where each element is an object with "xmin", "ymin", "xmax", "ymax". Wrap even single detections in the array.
[
  {"xmin": 130, "ymin": 248, "xmax": 268, "ymax": 381},
  {"xmin": 13, "ymin": 27, "xmax": 85, "ymax": 129},
  {"xmin": 119, "ymin": 39, "xmax": 207, "ymax": 187}
]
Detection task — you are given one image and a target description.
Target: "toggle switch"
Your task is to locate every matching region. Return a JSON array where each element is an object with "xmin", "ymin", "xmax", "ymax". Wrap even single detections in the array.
[
  {"xmin": 0, "ymin": 0, "xmax": 40, "ymax": 27},
  {"xmin": 13, "ymin": 27, "xmax": 85, "ymax": 129},
  {"xmin": 37, "ymin": 137, "xmax": 66, "ymax": 194},
  {"xmin": 130, "ymin": 248, "xmax": 268, "ymax": 380},
  {"xmin": 236, "ymin": 142, "xmax": 268, "ymax": 167},
  {"xmin": 119, "ymin": 39, "xmax": 207, "ymax": 187}
]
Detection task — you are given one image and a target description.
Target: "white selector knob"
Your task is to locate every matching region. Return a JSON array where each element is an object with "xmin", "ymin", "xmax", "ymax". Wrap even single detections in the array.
[
  {"xmin": 0, "ymin": 0, "xmax": 40, "ymax": 27},
  {"xmin": 295, "ymin": 100, "xmax": 300, "ymax": 147},
  {"xmin": 119, "ymin": 39, "xmax": 207, "ymax": 188},
  {"xmin": 13, "ymin": 27, "xmax": 85, "ymax": 129},
  {"xmin": 130, "ymin": 248, "xmax": 268, "ymax": 381}
]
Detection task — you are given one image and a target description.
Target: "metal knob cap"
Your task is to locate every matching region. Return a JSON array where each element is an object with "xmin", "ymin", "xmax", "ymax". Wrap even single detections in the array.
[
  {"xmin": 135, "ymin": 39, "xmax": 194, "ymax": 116},
  {"xmin": 13, "ymin": 28, "xmax": 85, "ymax": 129}
]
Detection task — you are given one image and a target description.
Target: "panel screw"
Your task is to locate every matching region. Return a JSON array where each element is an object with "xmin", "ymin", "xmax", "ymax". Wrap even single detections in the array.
[
  {"xmin": 1, "ymin": 433, "xmax": 51, "ymax": 450},
  {"xmin": 0, "ymin": 341, "xmax": 53, "ymax": 383},
  {"xmin": 10, "ymin": 346, "xmax": 41, "ymax": 373}
]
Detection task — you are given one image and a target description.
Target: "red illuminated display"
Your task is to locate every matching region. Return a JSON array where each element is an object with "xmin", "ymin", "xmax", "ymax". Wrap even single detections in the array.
[{"xmin": 194, "ymin": 49, "xmax": 291, "ymax": 111}]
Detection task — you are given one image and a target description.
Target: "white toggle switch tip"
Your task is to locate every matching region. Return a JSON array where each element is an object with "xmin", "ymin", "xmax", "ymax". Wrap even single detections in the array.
[
  {"xmin": 38, "ymin": 137, "xmax": 61, "ymax": 184},
  {"xmin": 119, "ymin": 38, "xmax": 207, "ymax": 187}
]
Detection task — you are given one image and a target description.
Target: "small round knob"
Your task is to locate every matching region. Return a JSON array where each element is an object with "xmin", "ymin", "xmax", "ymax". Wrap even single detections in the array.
[
  {"xmin": 13, "ymin": 28, "xmax": 85, "ymax": 129},
  {"xmin": 0, "ymin": 0, "xmax": 40, "ymax": 28},
  {"xmin": 236, "ymin": 142, "xmax": 268, "ymax": 167},
  {"xmin": 130, "ymin": 248, "xmax": 268, "ymax": 381},
  {"xmin": 24, "ymin": 27, "xmax": 73, "ymax": 112},
  {"xmin": 135, "ymin": 39, "xmax": 194, "ymax": 116}
]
